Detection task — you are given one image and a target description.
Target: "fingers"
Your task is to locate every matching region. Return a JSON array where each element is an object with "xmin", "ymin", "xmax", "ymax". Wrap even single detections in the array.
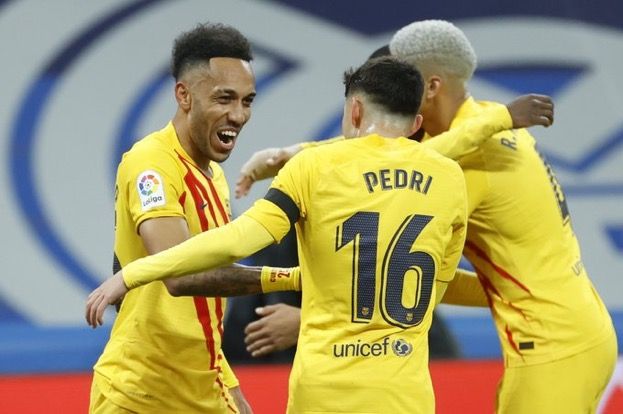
[
  {"xmin": 244, "ymin": 326, "xmax": 278, "ymax": 356},
  {"xmin": 526, "ymin": 95, "xmax": 554, "ymax": 128},
  {"xmin": 86, "ymin": 290, "xmax": 104, "ymax": 328},
  {"xmin": 534, "ymin": 102, "xmax": 554, "ymax": 127},
  {"xmin": 257, "ymin": 304, "xmax": 279, "ymax": 315},
  {"xmin": 249, "ymin": 343, "xmax": 276, "ymax": 358},
  {"xmin": 234, "ymin": 175, "xmax": 254, "ymax": 199},
  {"xmin": 244, "ymin": 319, "xmax": 264, "ymax": 335},
  {"xmin": 266, "ymin": 150, "xmax": 288, "ymax": 167}
]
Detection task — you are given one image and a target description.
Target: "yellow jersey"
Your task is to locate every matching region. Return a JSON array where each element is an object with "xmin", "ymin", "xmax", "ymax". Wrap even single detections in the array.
[
  {"xmin": 251, "ymin": 134, "xmax": 467, "ymax": 413},
  {"xmin": 445, "ymin": 98, "xmax": 614, "ymax": 368},
  {"xmin": 94, "ymin": 122, "xmax": 240, "ymax": 413}
]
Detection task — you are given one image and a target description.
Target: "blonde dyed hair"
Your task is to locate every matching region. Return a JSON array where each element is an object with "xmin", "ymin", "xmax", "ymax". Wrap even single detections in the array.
[{"xmin": 390, "ymin": 20, "xmax": 477, "ymax": 83}]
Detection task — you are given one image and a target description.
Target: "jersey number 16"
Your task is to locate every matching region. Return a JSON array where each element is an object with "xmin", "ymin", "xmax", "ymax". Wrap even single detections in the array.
[{"xmin": 336, "ymin": 212, "xmax": 436, "ymax": 329}]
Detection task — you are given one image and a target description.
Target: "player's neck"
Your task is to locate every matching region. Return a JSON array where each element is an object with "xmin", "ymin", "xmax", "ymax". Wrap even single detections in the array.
[
  {"xmin": 171, "ymin": 115, "xmax": 213, "ymax": 175},
  {"xmin": 425, "ymin": 90, "xmax": 469, "ymax": 137},
  {"xmin": 357, "ymin": 117, "xmax": 414, "ymax": 139}
]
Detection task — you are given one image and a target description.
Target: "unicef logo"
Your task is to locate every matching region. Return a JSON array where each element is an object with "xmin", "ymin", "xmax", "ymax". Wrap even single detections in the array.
[
  {"xmin": 391, "ymin": 338, "xmax": 413, "ymax": 357},
  {"xmin": 139, "ymin": 174, "xmax": 160, "ymax": 196}
]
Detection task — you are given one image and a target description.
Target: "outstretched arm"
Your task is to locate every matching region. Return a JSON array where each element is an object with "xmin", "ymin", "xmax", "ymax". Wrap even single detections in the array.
[
  {"xmin": 137, "ymin": 217, "xmax": 296, "ymax": 298},
  {"xmin": 424, "ymin": 94, "xmax": 554, "ymax": 159},
  {"xmin": 235, "ymin": 136, "xmax": 345, "ymax": 198},
  {"xmin": 165, "ymin": 264, "xmax": 301, "ymax": 297},
  {"xmin": 86, "ymin": 214, "xmax": 281, "ymax": 327},
  {"xmin": 235, "ymin": 94, "xmax": 553, "ymax": 196},
  {"xmin": 440, "ymin": 268, "xmax": 488, "ymax": 307}
]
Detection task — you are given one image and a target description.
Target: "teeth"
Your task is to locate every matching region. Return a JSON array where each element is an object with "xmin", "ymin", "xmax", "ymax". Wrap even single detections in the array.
[{"xmin": 220, "ymin": 130, "xmax": 237, "ymax": 137}]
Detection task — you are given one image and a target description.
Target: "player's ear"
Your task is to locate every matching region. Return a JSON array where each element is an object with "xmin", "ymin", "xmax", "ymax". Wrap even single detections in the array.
[
  {"xmin": 175, "ymin": 81, "xmax": 191, "ymax": 111},
  {"xmin": 425, "ymin": 75, "xmax": 442, "ymax": 100},
  {"xmin": 351, "ymin": 97, "xmax": 363, "ymax": 129},
  {"xmin": 409, "ymin": 114, "xmax": 424, "ymax": 137}
]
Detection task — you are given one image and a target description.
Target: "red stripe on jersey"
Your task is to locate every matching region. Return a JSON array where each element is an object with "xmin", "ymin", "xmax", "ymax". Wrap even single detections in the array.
[
  {"xmin": 472, "ymin": 265, "xmax": 496, "ymax": 308},
  {"xmin": 178, "ymin": 155, "xmax": 219, "ymax": 227},
  {"xmin": 504, "ymin": 325, "xmax": 523, "ymax": 357},
  {"xmin": 465, "ymin": 241, "xmax": 531, "ymax": 294},
  {"xmin": 193, "ymin": 297, "xmax": 217, "ymax": 369},
  {"xmin": 215, "ymin": 297, "xmax": 224, "ymax": 337},
  {"xmin": 178, "ymin": 191, "xmax": 186, "ymax": 214},
  {"xmin": 204, "ymin": 180, "xmax": 228, "ymax": 336},
  {"xmin": 206, "ymin": 179, "xmax": 230, "ymax": 224},
  {"xmin": 176, "ymin": 152, "xmax": 228, "ymax": 373},
  {"xmin": 475, "ymin": 265, "xmax": 529, "ymax": 321},
  {"xmin": 215, "ymin": 377, "xmax": 239, "ymax": 413}
]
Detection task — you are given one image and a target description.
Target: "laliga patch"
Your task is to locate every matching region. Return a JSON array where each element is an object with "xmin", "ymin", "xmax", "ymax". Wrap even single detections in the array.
[{"xmin": 137, "ymin": 170, "xmax": 166, "ymax": 211}]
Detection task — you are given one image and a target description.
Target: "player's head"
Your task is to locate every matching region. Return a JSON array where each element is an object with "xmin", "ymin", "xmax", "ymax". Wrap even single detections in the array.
[
  {"xmin": 172, "ymin": 23, "xmax": 256, "ymax": 164},
  {"xmin": 390, "ymin": 20, "xmax": 476, "ymax": 134},
  {"xmin": 368, "ymin": 44, "xmax": 391, "ymax": 60},
  {"xmin": 390, "ymin": 19, "xmax": 476, "ymax": 84},
  {"xmin": 341, "ymin": 56, "xmax": 424, "ymax": 139}
]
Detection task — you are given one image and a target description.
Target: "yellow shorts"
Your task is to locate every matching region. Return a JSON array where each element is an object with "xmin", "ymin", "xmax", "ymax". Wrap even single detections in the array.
[
  {"xmin": 89, "ymin": 378, "xmax": 137, "ymax": 414},
  {"xmin": 496, "ymin": 333, "xmax": 618, "ymax": 414}
]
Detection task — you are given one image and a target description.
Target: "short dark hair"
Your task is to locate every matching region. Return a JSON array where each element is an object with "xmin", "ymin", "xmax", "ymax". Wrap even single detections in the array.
[
  {"xmin": 171, "ymin": 23, "xmax": 253, "ymax": 80},
  {"xmin": 368, "ymin": 44, "xmax": 391, "ymax": 60},
  {"xmin": 343, "ymin": 57, "xmax": 424, "ymax": 117}
]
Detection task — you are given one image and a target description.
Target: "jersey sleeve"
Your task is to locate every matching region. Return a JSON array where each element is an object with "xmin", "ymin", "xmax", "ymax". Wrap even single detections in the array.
[
  {"xmin": 122, "ymin": 214, "xmax": 275, "ymax": 289},
  {"xmin": 117, "ymin": 148, "xmax": 186, "ymax": 232},
  {"xmin": 436, "ymin": 166, "xmax": 468, "ymax": 284},
  {"xmin": 245, "ymin": 151, "xmax": 312, "ymax": 241},
  {"xmin": 422, "ymin": 103, "xmax": 511, "ymax": 159},
  {"xmin": 441, "ymin": 268, "xmax": 488, "ymax": 307}
]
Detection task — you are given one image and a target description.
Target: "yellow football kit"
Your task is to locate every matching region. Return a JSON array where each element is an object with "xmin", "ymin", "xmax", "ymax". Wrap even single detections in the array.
[
  {"xmin": 92, "ymin": 122, "xmax": 240, "ymax": 413},
  {"xmin": 440, "ymin": 98, "xmax": 617, "ymax": 413},
  {"xmin": 300, "ymin": 99, "xmax": 512, "ymax": 160},
  {"xmin": 121, "ymin": 133, "xmax": 468, "ymax": 413}
]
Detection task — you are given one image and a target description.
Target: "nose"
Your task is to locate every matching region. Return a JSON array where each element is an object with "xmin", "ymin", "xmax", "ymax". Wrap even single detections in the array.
[{"xmin": 228, "ymin": 101, "xmax": 248, "ymax": 126}]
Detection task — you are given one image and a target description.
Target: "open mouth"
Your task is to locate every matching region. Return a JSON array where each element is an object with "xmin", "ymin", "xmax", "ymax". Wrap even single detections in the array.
[{"xmin": 217, "ymin": 130, "xmax": 237, "ymax": 145}]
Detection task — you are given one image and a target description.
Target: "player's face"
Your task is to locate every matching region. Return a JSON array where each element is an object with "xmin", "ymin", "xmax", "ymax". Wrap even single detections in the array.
[{"xmin": 187, "ymin": 57, "xmax": 256, "ymax": 163}]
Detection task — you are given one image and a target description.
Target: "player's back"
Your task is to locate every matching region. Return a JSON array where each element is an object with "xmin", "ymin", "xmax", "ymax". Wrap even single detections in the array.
[
  {"xmin": 457, "ymin": 108, "xmax": 614, "ymax": 367},
  {"xmin": 285, "ymin": 134, "xmax": 466, "ymax": 413}
]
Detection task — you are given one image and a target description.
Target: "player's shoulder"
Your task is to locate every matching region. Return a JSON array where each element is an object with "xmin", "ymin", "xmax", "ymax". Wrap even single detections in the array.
[
  {"xmin": 419, "ymin": 143, "xmax": 465, "ymax": 175},
  {"xmin": 121, "ymin": 127, "xmax": 177, "ymax": 165},
  {"xmin": 117, "ymin": 126, "xmax": 180, "ymax": 181},
  {"xmin": 484, "ymin": 126, "xmax": 536, "ymax": 155}
]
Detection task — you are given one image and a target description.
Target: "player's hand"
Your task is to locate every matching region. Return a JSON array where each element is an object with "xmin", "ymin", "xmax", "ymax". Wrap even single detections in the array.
[
  {"xmin": 229, "ymin": 386, "xmax": 253, "ymax": 414},
  {"xmin": 85, "ymin": 272, "xmax": 129, "ymax": 328},
  {"xmin": 235, "ymin": 144, "xmax": 302, "ymax": 198},
  {"xmin": 244, "ymin": 303, "xmax": 301, "ymax": 357},
  {"xmin": 506, "ymin": 94, "xmax": 554, "ymax": 128}
]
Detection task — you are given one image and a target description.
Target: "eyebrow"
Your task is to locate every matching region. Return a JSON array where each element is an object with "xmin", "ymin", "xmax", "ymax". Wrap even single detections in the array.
[{"xmin": 214, "ymin": 88, "xmax": 256, "ymax": 98}]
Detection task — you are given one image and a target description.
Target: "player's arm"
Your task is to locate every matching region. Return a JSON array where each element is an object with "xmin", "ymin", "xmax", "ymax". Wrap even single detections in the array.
[
  {"xmin": 434, "ymin": 169, "xmax": 469, "ymax": 305},
  {"xmin": 424, "ymin": 94, "xmax": 553, "ymax": 160},
  {"xmin": 86, "ymin": 212, "xmax": 283, "ymax": 326},
  {"xmin": 235, "ymin": 136, "xmax": 345, "ymax": 198},
  {"xmin": 136, "ymin": 217, "xmax": 299, "ymax": 297},
  {"xmin": 86, "ymin": 195, "xmax": 299, "ymax": 327},
  {"xmin": 165, "ymin": 264, "xmax": 301, "ymax": 297},
  {"xmin": 440, "ymin": 268, "xmax": 488, "ymax": 307}
]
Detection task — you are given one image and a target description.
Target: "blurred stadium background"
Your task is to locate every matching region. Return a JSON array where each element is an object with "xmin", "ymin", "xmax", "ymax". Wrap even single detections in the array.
[{"xmin": 1, "ymin": 0, "xmax": 622, "ymax": 412}]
